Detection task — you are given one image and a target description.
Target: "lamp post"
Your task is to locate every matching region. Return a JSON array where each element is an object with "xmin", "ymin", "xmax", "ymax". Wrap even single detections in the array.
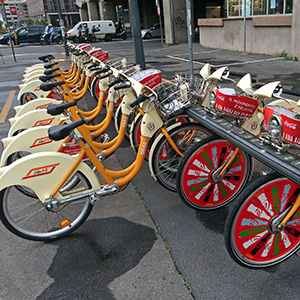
[{"xmin": 56, "ymin": 0, "xmax": 69, "ymax": 56}]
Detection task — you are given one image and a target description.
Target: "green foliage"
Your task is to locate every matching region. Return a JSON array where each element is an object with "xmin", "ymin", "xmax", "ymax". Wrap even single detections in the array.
[
  {"xmin": 26, "ymin": 18, "xmax": 35, "ymax": 26},
  {"xmin": 276, "ymin": 50, "xmax": 298, "ymax": 61},
  {"xmin": 0, "ymin": 20, "xmax": 3, "ymax": 30}
]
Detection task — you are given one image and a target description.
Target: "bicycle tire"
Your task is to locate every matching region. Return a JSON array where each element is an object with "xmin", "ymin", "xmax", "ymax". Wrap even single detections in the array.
[
  {"xmin": 149, "ymin": 123, "xmax": 212, "ymax": 192},
  {"xmin": 224, "ymin": 173, "xmax": 300, "ymax": 268},
  {"xmin": 0, "ymin": 171, "xmax": 93, "ymax": 241},
  {"xmin": 20, "ymin": 92, "xmax": 38, "ymax": 105},
  {"xmin": 177, "ymin": 136, "xmax": 251, "ymax": 210}
]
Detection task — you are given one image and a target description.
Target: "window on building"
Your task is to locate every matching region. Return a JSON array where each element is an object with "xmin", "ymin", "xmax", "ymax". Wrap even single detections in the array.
[
  {"xmin": 60, "ymin": 0, "xmax": 65, "ymax": 10},
  {"xmin": 228, "ymin": 0, "xmax": 292, "ymax": 17},
  {"xmin": 47, "ymin": 0, "xmax": 54, "ymax": 10}
]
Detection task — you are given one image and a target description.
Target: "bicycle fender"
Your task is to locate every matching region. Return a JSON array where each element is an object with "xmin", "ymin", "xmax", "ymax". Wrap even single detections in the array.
[
  {"xmin": 22, "ymin": 71, "xmax": 44, "ymax": 83},
  {"xmin": 148, "ymin": 122, "xmax": 183, "ymax": 179},
  {"xmin": 141, "ymin": 108, "xmax": 163, "ymax": 138},
  {"xmin": 14, "ymin": 98, "xmax": 62, "ymax": 117},
  {"xmin": 24, "ymin": 64, "xmax": 44, "ymax": 74},
  {"xmin": 0, "ymin": 152, "xmax": 101, "ymax": 203},
  {"xmin": 8, "ymin": 110, "xmax": 63, "ymax": 137},
  {"xmin": 129, "ymin": 112, "xmax": 142, "ymax": 151},
  {"xmin": 1, "ymin": 126, "xmax": 62, "ymax": 167},
  {"xmin": 18, "ymin": 80, "xmax": 48, "ymax": 101}
]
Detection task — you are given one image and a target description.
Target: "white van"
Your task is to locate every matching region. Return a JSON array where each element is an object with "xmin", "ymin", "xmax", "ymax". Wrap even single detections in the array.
[{"xmin": 67, "ymin": 20, "xmax": 116, "ymax": 42}]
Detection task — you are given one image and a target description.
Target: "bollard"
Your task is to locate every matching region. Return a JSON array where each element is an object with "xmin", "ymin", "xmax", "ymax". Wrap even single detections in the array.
[{"xmin": 0, "ymin": 50, "xmax": 4, "ymax": 64}]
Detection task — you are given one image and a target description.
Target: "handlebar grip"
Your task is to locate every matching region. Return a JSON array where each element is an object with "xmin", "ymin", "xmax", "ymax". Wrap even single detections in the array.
[
  {"xmin": 90, "ymin": 67, "xmax": 101, "ymax": 71},
  {"xmin": 108, "ymin": 76, "xmax": 123, "ymax": 88},
  {"xmin": 129, "ymin": 93, "xmax": 149, "ymax": 108},
  {"xmin": 114, "ymin": 82, "xmax": 131, "ymax": 90},
  {"xmin": 282, "ymin": 88, "xmax": 300, "ymax": 97},
  {"xmin": 83, "ymin": 60, "xmax": 92, "ymax": 65},
  {"xmin": 87, "ymin": 62, "xmax": 97, "ymax": 68},
  {"xmin": 99, "ymin": 72, "xmax": 112, "ymax": 79}
]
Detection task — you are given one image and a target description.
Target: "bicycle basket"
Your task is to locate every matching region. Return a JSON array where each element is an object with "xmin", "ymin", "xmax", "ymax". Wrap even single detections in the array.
[
  {"xmin": 154, "ymin": 82, "xmax": 191, "ymax": 118},
  {"xmin": 175, "ymin": 72, "xmax": 207, "ymax": 98}
]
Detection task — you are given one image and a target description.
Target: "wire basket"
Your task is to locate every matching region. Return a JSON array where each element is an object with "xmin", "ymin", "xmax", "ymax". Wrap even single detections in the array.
[
  {"xmin": 122, "ymin": 64, "xmax": 142, "ymax": 77},
  {"xmin": 154, "ymin": 81, "xmax": 192, "ymax": 118},
  {"xmin": 175, "ymin": 72, "xmax": 208, "ymax": 99},
  {"xmin": 106, "ymin": 57, "xmax": 127, "ymax": 69}
]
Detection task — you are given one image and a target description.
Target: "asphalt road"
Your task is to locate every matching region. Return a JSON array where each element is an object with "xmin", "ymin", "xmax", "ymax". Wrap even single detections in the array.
[{"xmin": 1, "ymin": 39, "xmax": 300, "ymax": 300}]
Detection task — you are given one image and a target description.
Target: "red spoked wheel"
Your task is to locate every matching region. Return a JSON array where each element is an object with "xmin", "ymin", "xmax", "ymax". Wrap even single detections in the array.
[
  {"xmin": 177, "ymin": 136, "xmax": 251, "ymax": 210},
  {"xmin": 224, "ymin": 173, "xmax": 300, "ymax": 268}
]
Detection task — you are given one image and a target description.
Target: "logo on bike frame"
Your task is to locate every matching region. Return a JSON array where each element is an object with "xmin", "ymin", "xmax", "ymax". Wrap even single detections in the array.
[
  {"xmin": 22, "ymin": 163, "xmax": 60, "ymax": 180},
  {"xmin": 30, "ymin": 136, "xmax": 53, "ymax": 148},
  {"xmin": 33, "ymin": 118, "xmax": 55, "ymax": 127},
  {"xmin": 36, "ymin": 103, "xmax": 53, "ymax": 110},
  {"xmin": 147, "ymin": 122, "xmax": 155, "ymax": 131}
]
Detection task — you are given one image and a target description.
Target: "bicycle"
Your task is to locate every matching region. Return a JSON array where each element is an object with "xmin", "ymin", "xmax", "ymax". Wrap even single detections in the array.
[
  {"xmin": 176, "ymin": 79, "xmax": 297, "ymax": 209},
  {"xmin": 224, "ymin": 101, "xmax": 300, "ymax": 268},
  {"xmin": 0, "ymin": 74, "xmax": 192, "ymax": 242}
]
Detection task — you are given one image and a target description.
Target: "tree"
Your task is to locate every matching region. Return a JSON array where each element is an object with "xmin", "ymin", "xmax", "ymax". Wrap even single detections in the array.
[{"xmin": 26, "ymin": 18, "xmax": 35, "ymax": 26}]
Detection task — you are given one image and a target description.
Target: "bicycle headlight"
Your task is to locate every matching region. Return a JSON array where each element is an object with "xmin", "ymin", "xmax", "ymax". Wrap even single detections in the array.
[
  {"xmin": 267, "ymin": 115, "xmax": 282, "ymax": 140},
  {"xmin": 209, "ymin": 91, "xmax": 216, "ymax": 108}
]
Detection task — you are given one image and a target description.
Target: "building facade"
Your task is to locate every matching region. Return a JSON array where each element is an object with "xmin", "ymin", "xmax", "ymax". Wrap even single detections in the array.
[
  {"xmin": 74, "ymin": 0, "xmax": 300, "ymax": 57},
  {"xmin": 44, "ymin": 0, "xmax": 80, "ymax": 28},
  {"xmin": 198, "ymin": 0, "xmax": 299, "ymax": 57},
  {"xmin": 0, "ymin": 0, "xmax": 29, "ymax": 27}
]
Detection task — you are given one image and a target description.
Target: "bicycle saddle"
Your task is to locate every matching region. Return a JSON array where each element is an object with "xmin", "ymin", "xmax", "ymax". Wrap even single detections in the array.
[
  {"xmin": 44, "ymin": 68, "xmax": 60, "ymax": 75},
  {"xmin": 38, "ymin": 54, "xmax": 55, "ymax": 62},
  {"xmin": 44, "ymin": 62, "xmax": 57, "ymax": 69},
  {"xmin": 40, "ymin": 80, "xmax": 65, "ymax": 91},
  {"xmin": 47, "ymin": 101, "xmax": 77, "ymax": 116},
  {"xmin": 48, "ymin": 119, "xmax": 85, "ymax": 141},
  {"xmin": 39, "ymin": 73, "xmax": 60, "ymax": 82}
]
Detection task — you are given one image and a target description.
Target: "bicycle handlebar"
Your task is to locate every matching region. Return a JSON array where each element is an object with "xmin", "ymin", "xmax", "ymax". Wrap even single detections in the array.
[
  {"xmin": 99, "ymin": 71, "xmax": 112, "ymax": 79},
  {"xmin": 108, "ymin": 76, "xmax": 124, "ymax": 88},
  {"xmin": 129, "ymin": 93, "xmax": 150, "ymax": 108},
  {"xmin": 114, "ymin": 82, "xmax": 131, "ymax": 90}
]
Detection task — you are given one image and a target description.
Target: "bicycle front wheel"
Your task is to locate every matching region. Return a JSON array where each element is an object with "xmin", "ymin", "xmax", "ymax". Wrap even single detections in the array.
[
  {"xmin": 0, "ymin": 171, "xmax": 93, "ymax": 241},
  {"xmin": 224, "ymin": 173, "xmax": 300, "ymax": 268},
  {"xmin": 177, "ymin": 136, "xmax": 251, "ymax": 210},
  {"xmin": 149, "ymin": 123, "xmax": 212, "ymax": 192}
]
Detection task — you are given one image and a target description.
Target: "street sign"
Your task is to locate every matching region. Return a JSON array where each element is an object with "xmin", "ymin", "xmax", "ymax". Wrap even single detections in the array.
[
  {"xmin": 0, "ymin": 0, "xmax": 4, "ymax": 4},
  {"xmin": 18, "ymin": 11, "xmax": 23, "ymax": 16},
  {"xmin": 10, "ymin": 7, "xmax": 17, "ymax": 14}
]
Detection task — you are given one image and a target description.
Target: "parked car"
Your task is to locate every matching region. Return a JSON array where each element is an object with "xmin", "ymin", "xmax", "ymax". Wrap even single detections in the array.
[
  {"xmin": 0, "ymin": 25, "xmax": 46, "ymax": 46},
  {"xmin": 141, "ymin": 23, "xmax": 164, "ymax": 39}
]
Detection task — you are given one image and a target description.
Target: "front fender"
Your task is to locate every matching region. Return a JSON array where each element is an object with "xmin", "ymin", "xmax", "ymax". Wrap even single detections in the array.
[
  {"xmin": 1, "ymin": 126, "xmax": 62, "ymax": 166},
  {"xmin": 18, "ymin": 80, "xmax": 48, "ymax": 101},
  {"xmin": 8, "ymin": 110, "xmax": 63, "ymax": 137},
  {"xmin": 0, "ymin": 152, "xmax": 101, "ymax": 203},
  {"xmin": 25, "ymin": 64, "xmax": 45, "ymax": 73},
  {"xmin": 14, "ymin": 98, "xmax": 62, "ymax": 117}
]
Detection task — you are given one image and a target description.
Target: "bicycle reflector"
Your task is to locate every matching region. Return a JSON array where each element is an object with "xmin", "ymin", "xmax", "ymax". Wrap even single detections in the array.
[{"xmin": 60, "ymin": 220, "xmax": 70, "ymax": 227}]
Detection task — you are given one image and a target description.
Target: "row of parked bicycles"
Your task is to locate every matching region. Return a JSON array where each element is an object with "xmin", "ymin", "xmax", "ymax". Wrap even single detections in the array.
[{"xmin": 1, "ymin": 42, "xmax": 300, "ymax": 270}]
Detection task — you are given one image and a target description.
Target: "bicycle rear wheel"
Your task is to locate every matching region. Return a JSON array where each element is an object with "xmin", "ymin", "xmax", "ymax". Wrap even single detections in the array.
[
  {"xmin": 0, "ymin": 171, "xmax": 93, "ymax": 241},
  {"xmin": 149, "ymin": 123, "xmax": 212, "ymax": 192},
  {"xmin": 177, "ymin": 136, "xmax": 251, "ymax": 210},
  {"xmin": 224, "ymin": 173, "xmax": 300, "ymax": 268}
]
